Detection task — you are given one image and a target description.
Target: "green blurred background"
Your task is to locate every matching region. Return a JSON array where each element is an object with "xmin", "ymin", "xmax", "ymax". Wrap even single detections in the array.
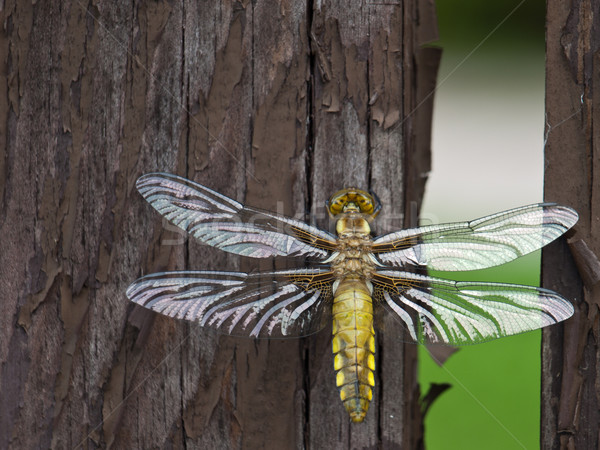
[{"xmin": 419, "ymin": 1, "xmax": 546, "ymax": 449}]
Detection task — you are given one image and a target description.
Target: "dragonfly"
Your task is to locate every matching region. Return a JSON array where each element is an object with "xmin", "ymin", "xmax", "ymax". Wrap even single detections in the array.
[{"xmin": 127, "ymin": 173, "xmax": 577, "ymax": 423}]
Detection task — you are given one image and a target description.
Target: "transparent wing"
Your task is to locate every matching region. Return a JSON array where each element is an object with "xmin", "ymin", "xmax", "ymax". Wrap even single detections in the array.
[
  {"xmin": 126, "ymin": 269, "xmax": 335, "ymax": 338},
  {"xmin": 137, "ymin": 173, "xmax": 338, "ymax": 260},
  {"xmin": 372, "ymin": 270, "xmax": 574, "ymax": 345},
  {"xmin": 371, "ymin": 203, "xmax": 578, "ymax": 271}
]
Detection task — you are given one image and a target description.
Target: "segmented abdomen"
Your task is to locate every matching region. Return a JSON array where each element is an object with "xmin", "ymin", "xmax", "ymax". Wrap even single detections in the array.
[{"xmin": 332, "ymin": 278, "xmax": 376, "ymax": 423}]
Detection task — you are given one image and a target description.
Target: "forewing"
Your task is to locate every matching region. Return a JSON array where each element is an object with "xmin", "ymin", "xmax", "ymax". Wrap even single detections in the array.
[
  {"xmin": 136, "ymin": 173, "xmax": 337, "ymax": 259},
  {"xmin": 372, "ymin": 203, "xmax": 578, "ymax": 271},
  {"xmin": 126, "ymin": 269, "xmax": 334, "ymax": 338},
  {"xmin": 372, "ymin": 270, "xmax": 574, "ymax": 345}
]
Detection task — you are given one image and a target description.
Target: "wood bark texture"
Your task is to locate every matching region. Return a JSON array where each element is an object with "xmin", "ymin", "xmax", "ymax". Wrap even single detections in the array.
[
  {"xmin": 543, "ymin": 1, "xmax": 600, "ymax": 449},
  {"xmin": 0, "ymin": 1, "xmax": 438, "ymax": 448}
]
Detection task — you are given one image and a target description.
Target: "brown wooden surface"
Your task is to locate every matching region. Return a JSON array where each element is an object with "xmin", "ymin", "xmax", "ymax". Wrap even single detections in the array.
[
  {"xmin": 0, "ymin": 1, "xmax": 437, "ymax": 448},
  {"xmin": 543, "ymin": 1, "xmax": 600, "ymax": 448}
]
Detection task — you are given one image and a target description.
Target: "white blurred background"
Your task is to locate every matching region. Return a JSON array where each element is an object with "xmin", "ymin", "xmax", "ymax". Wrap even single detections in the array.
[{"xmin": 423, "ymin": 53, "xmax": 544, "ymax": 221}]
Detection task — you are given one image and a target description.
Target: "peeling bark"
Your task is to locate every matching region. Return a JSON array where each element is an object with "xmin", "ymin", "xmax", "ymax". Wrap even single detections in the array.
[
  {"xmin": 543, "ymin": 1, "xmax": 600, "ymax": 449},
  {"xmin": 0, "ymin": 1, "xmax": 437, "ymax": 448}
]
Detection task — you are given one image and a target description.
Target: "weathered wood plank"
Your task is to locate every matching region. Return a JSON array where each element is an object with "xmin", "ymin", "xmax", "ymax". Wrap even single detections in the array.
[
  {"xmin": 0, "ymin": 1, "xmax": 435, "ymax": 448},
  {"xmin": 543, "ymin": 1, "xmax": 600, "ymax": 449}
]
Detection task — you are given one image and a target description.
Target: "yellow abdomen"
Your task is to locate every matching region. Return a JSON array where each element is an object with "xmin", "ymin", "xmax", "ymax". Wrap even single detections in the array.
[{"xmin": 332, "ymin": 278, "xmax": 376, "ymax": 423}]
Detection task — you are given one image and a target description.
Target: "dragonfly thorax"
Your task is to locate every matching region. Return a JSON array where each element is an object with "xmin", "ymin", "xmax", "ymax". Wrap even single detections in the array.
[
  {"xmin": 330, "ymin": 230, "xmax": 376, "ymax": 280},
  {"xmin": 335, "ymin": 214, "xmax": 371, "ymax": 237}
]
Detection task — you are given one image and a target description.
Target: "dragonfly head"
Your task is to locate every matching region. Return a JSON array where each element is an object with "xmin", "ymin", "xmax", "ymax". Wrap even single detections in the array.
[{"xmin": 326, "ymin": 188, "xmax": 382, "ymax": 219}]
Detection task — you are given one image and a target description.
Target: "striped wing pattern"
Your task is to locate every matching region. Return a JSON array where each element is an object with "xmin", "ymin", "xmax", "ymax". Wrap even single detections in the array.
[
  {"xmin": 127, "ymin": 269, "xmax": 334, "ymax": 338},
  {"xmin": 136, "ymin": 173, "xmax": 337, "ymax": 259},
  {"xmin": 372, "ymin": 203, "xmax": 578, "ymax": 271},
  {"xmin": 372, "ymin": 270, "xmax": 574, "ymax": 345}
]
